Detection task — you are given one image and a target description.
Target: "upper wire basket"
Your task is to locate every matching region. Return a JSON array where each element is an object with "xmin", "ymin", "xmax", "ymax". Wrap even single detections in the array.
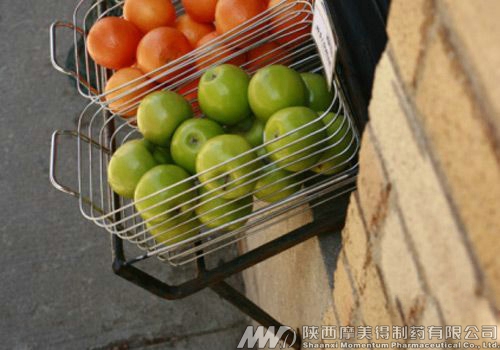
[{"xmin": 50, "ymin": 0, "xmax": 360, "ymax": 266}]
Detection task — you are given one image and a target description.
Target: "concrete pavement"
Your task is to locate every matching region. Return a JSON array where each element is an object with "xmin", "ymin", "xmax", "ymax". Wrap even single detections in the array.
[{"xmin": 0, "ymin": 1, "xmax": 248, "ymax": 349}]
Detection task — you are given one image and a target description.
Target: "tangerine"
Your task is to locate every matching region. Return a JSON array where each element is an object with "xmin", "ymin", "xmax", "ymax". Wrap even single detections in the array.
[
  {"xmin": 247, "ymin": 41, "xmax": 291, "ymax": 71},
  {"xmin": 176, "ymin": 78, "xmax": 200, "ymax": 112},
  {"xmin": 215, "ymin": 0, "xmax": 268, "ymax": 46},
  {"xmin": 182, "ymin": 0, "xmax": 218, "ymax": 23},
  {"xmin": 175, "ymin": 14, "xmax": 215, "ymax": 47},
  {"xmin": 124, "ymin": 0, "xmax": 177, "ymax": 33},
  {"xmin": 87, "ymin": 17, "xmax": 143, "ymax": 70},
  {"xmin": 105, "ymin": 67, "xmax": 155, "ymax": 118},
  {"xmin": 195, "ymin": 31, "xmax": 246, "ymax": 71},
  {"xmin": 136, "ymin": 27, "xmax": 193, "ymax": 84},
  {"xmin": 268, "ymin": 0, "xmax": 312, "ymax": 45}
]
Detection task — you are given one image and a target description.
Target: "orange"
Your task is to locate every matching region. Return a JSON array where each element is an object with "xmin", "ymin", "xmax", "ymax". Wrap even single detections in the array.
[
  {"xmin": 215, "ymin": 0, "xmax": 268, "ymax": 46},
  {"xmin": 268, "ymin": 0, "xmax": 312, "ymax": 45},
  {"xmin": 136, "ymin": 27, "xmax": 193, "ymax": 84},
  {"xmin": 195, "ymin": 31, "xmax": 246, "ymax": 71},
  {"xmin": 104, "ymin": 67, "xmax": 155, "ymax": 118},
  {"xmin": 124, "ymin": 0, "xmax": 176, "ymax": 34},
  {"xmin": 87, "ymin": 17, "xmax": 143, "ymax": 70},
  {"xmin": 177, "ymin": 78, "xmax": 199, "ymax": 102},
  {"xmin": 176, "ymin": 78, "xmax": 200, "ymax": 111},
  {"xmin": 247, "ymin": 41, "xmax": 291, "ymax": 71},
  {"xmin": 182, "ymin": 0, "xmax": 218, "ymax": 23},
  {"xmin": 175, "ymin": 14, "xmax": 215, "ymax": 47}
]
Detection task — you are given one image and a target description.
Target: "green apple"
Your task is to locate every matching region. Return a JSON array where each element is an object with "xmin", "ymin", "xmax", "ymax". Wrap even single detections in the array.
[
  {"xmin": 140, "ymin": 140, "xmax": 173, "ymax": 164},
  {"xmin": 264, "ymin": 106, "xmax": 327, "ymax": 172},
  {"xmin": 107, "ymin": 139, "xmax": 157, "ymax": 199},
  {"xmin": 312, "ymin": 112, "xmax": 356, "ymax": 175},
  {"xmin": 228, "ymin": 117, "xmax": 264, "ymax": 147},
  {"xmin": 196, "ymin": 188, "xmax": 253, "ymax": 231},
  {"xmin": 256, "ymin": 147, "xmax": 268, "ymax": 159},
  {"xmin": 170, "ymin": 118, "xmax": 225, "ymax": 174},
  {"xmin": 134, "ymin": 164, "xmax": 196, "ymax": 223},
  {"xmin": 196, "ymin": 134, "xmax": 260, "ymax": 199},
  {"xmin": 137, "ymin": 91, "xmax": 193, "ymax": 146},
  {"xmin": 152, "ymin": 146, "xmax": 173, "ymax": 164},
  {"xmin": 301, "ymin": 73, "xmax": 334, "ymax": 112},
  {"xmin": 254, "ymin": 164, "xmax": 302, "ymax": 203},
  {"xmin": 198, "ymin": 64, "xmax": 251, "ymax": 125},
  {"xmin": 140, "ymin": 139, "xmax": 156, "ymax": 153},
  {"xmin": 146, "ymin": 218, "xmax": 201, "ymax": 246},
  {"xmin": 248, "ymin": 65, "xmax": 308, "ymax": 122}
]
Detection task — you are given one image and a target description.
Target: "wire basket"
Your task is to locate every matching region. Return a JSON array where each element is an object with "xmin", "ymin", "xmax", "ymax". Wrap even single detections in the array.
[
  {"xmin": 51, "ymin": 0, "xmax": 318, "ymax": 113},
  {"xmin": 50, "ymin": 0, "xmax": 360, "ymax": 266}
]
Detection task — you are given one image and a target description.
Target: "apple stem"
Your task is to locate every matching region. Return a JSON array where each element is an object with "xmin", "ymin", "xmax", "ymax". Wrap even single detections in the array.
[
  {"xmin": 189, "ymin": 135, "xmax": 198, "ymax": 145},
  {"xmin": 206, "ymin": 72, "xmax": 217, "ymax": 82},
  {"xmin": 222, "ymin": 174, "xmax": 231, "ymax": 192}
]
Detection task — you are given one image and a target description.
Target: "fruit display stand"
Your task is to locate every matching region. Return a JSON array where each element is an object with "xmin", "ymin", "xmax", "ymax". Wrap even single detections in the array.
[{"xmin": 49, "ymin": 0, "xmax": 365, "ymax": 348}]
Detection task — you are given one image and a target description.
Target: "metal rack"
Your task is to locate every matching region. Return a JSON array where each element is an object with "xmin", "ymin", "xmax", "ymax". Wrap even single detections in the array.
[{"xmin": 49, "ymin": 0, "xmax": 360, "ymax": 348}]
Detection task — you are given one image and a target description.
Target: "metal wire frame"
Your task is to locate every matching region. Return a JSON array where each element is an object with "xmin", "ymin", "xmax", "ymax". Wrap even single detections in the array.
[
  {"xmin": 57, "ymin": 80, "xmax": 359, "ymax": 267},
  {"xmin": 50, "ymin": 0, "xmax": 361, "ymax": 266},
  {"xmin": 50, "ymin": 0, "xmax": 315, "ymax": 115}
]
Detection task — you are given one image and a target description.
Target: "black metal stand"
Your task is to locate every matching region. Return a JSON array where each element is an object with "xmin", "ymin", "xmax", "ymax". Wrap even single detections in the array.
[{"xmin": 111, "ymin": 208, "xmax": 348, "ymax": 350}]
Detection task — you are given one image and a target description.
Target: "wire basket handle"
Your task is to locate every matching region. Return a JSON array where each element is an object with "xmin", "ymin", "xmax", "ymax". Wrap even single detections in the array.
[
  {"xmin": 50, "ymin": 21, "xmax": 80, "ymax": 76},
  {"xmin": 50, "ymin": 21, "xmax": 98, "ymax": 94},
  {"xmin": 50, "ymin": 130, "xmax": 80, "ymax": 198}
]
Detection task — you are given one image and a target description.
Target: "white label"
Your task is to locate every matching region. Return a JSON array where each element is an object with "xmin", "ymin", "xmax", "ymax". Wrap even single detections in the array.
[{"xmin": 312, "ymin": 0, "xmax": 337, "ymax": 89}]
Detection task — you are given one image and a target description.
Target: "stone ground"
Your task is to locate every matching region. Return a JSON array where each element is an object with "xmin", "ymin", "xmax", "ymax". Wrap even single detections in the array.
[{"xmin": 0, "ymin": 1, "xmax": 249, "ymax": 349}]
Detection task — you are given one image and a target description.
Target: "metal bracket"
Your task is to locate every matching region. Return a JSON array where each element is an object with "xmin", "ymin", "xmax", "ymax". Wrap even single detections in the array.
[{"xmin": 112, "ymin": 211, "xmax": 348, "ymax": 349}]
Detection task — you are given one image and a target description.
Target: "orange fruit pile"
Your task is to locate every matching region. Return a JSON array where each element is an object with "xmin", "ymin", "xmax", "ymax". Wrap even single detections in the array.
[{"xmin": 86, "ymin": 0, "xmax": 312, "ymax": 118}]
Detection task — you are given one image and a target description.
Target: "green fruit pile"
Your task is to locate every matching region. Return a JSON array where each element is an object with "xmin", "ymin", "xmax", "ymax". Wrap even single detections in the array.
[{"xmin": 107, "ymin": 64, "xmax": 356, "ymax": 247}]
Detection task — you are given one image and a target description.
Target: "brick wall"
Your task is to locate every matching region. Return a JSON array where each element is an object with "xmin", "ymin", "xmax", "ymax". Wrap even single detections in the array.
[
  {"xmin": 330, "ymin": 0, "xmax": 500, "ymax": 343},
  {"xmin": 242, "ymin": 0, "xmax": 500, "ymax": 346}
]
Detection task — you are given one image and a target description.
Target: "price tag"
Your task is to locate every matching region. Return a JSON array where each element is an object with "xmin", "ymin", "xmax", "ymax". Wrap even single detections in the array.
[{"xmin": 312, "ymin": 0, "xmax": 337, "ymax": 89}]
